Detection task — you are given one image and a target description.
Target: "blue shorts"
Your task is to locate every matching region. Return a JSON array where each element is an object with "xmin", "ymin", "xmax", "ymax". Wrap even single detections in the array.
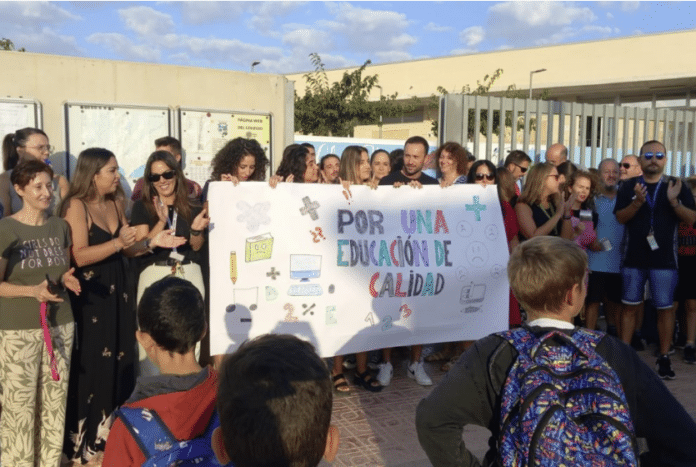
[{"xmin": 621, "ymin": 268, "xmax": 678, "ymax": 310}]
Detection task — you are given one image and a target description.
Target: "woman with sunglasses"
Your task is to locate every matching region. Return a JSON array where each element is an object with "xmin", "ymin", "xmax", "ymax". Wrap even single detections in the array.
[
  {"xmin": 436, "ymin": 142, "xmax": 470, "ymax": 187},
  {"xmin": 1, "ymin": 128, "xmax": 69, "ymax": 217},
  {"xmin": 60, "ymin": 148, "xmax": 185, "ymax": 463},
  {"xmin": 467, "ymin": 160, "xmax": 497, "ymax": 186},
  {"xmin": 131, "ymin": 151, "xmax": 208, "ymax": 377},
  {"xmin": 515, "ymin": 162, "xmax": 575, "ymax": 241}
]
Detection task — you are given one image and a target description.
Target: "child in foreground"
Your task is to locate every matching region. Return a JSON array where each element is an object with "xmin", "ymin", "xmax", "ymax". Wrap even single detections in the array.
[
  {"xmin": 212, "ymin": 333, "xmax": 340, "ymax": 467},
  {"xmin": 103, "ymin": 276, "xmax": 217, "ymax": 466}
]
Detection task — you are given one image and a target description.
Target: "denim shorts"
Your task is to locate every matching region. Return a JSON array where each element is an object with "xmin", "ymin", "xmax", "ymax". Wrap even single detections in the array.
[{"xmin": 621, "ymin": 267, "xmax": 678, "ymax": 309}]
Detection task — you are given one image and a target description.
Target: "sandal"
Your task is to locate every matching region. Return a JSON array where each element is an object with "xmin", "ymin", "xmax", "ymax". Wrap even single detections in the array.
[
  {"xmin": 353, "ymin": 370, "xmax": 383, "ymax": 392},
  {"xmin": 332, "ymin": 373, "xmax": 351, "ymax": 394},
  {"xmin": 425, "ymin": 349, "xmax": 451, "ymax": 362}
]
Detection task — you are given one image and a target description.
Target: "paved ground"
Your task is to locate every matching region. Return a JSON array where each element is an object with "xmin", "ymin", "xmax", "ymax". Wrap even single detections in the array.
[
  {"xmin": 319, "ymin": 344, "xmax": 696, "ymax": 467},
  {"xmin": 65, "ymin": 340, "xmax": 696, "ymax": 467}
]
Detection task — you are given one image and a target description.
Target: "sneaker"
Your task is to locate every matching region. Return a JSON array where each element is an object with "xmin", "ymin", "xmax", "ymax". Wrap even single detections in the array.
[
  {"xmin": 630, "ymin": 333, "xmax": 645, "ymax": 351},
  {"xmin": 377, "ymin": 362, "xmax": 393, "ymax": 386},
  {"xmin": 656, "ymin": 355, "xmax": 676, "ymax": 380},
  {"xmin": 367, "ymin": 353, "xmax": 381, "ymax": 370},
  {"xmin": 684, "ymin": 345, "xmax": 696, "ymax": 364},
  {"xmin": 342, "ymin": 355, "xmax": 356, "ymax": 370},
  {"xmin": 408, "ymin": 361, "xmax": 433, "ymax": 386}
]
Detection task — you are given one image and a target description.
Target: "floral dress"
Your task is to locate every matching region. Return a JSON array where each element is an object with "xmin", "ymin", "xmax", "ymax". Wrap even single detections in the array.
[{"xmin": 63, "ymin": 206, "xmax": 136, "ymax": 463}]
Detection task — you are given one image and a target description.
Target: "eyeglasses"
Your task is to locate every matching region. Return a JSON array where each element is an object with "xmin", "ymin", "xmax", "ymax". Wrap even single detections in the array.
[
  {"xmin": 475, "ymin": 173, "xmax": 495, "ymax": 181},
  {"xmin": 620, "ymin": 163, "xmax": 633, "ymax": 169},
  {"xmin": 642, "ymin": 152, "xmax": 665, "ymax": 160},
  {"xmin": 22, "ymin": 144, "xmax": 52, "ymax": 154},
  {"xmin": 148, "ymin": 170, "xmax": 176, "ymax": 182},
  {"xmin": 512, "ymin": 162, "xmax": 528, "ymax": 173}
]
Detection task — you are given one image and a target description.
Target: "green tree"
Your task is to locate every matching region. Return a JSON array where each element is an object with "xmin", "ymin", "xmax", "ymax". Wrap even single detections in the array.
[
  {"xmin": 294, "ymin": 53, "xmax": 414, "ymax": 137},
  {"xmin": 1, "ymin": 38, "xmax": 25, "ymax": 52},
  {"xmin": 430, "ymin": 69, "xmax": 542, "ymax": 139}
]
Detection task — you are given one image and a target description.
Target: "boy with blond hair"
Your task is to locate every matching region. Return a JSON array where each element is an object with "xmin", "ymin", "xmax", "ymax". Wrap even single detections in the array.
[{"xmin": 416, "ymin": 236, "xmax": 696, "ymax": 466}]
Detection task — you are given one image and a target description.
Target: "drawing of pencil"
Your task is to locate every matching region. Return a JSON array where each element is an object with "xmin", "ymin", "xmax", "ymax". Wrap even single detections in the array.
[{"xmin": 230, "ymin": 251, "xmax": 238, "ymax": 284}]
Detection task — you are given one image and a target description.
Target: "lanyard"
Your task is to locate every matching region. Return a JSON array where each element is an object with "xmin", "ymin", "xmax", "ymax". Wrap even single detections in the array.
[
  {"xmin": 166, "ymin": 206, "xmax": 179, "ymax": 254},
  {"xmin": 640, "ymin": 176, "xmax": 663, "ymax": 231},
  {"xmin": 40, "ymin": 302, "xmax": 60, "ymax": 381}
]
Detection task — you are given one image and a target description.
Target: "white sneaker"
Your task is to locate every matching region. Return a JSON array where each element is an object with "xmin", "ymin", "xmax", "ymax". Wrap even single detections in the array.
[
  {"xmin": 408, "ymin": 361, "xmax": 432, "ymax": 386},
  {"xmin": 377, "ymin": 361, "xmax": 393, "ymax": 386}
]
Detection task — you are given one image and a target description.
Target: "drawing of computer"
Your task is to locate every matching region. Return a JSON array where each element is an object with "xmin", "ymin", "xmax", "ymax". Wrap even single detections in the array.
[{"xmin": 288, "ymin": 254, "xmax": 323, "ymax": 296}]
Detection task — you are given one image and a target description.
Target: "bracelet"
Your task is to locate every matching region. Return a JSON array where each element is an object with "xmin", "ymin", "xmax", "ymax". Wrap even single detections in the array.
[
  {"xmin": 144, "ymin": 238, "xmax": 152, "ymax": 251},
  {"xmin": 190, "ymin": 229, "xmax": 202, "ymax": 236},
  {"xmin": 563, "ymin": 214, "xmax": 571, "ymax": 220}
]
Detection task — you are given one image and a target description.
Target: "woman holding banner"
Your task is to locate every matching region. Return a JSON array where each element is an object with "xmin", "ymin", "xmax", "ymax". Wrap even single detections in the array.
[
  {"xmin": 0, "ymin": 159, "xmax": 80, "ymax": 466},
  {"xmin": 435, "ymin": 142, "xmax": 470, "ymax": 187},
  {"xmin": 333, "ymin": 145, "xmax": 383, "ymax": 393}
]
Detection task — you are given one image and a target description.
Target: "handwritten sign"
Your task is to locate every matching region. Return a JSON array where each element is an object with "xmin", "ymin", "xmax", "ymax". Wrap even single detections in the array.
[{"xmin": 208, "ymin": 182, "xmax": 509, "ymax": 357}]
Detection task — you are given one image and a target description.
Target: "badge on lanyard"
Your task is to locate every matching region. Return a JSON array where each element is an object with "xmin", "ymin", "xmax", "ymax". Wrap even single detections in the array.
[{"xmin": 647, "ymin": 227, "xmax": 659, "ymax": 251}]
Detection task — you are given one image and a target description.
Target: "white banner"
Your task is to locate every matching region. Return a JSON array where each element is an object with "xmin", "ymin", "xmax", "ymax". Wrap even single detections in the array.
[{"xmin": 209, "ymin": 182, "xmax": 509, "ymax": 358}]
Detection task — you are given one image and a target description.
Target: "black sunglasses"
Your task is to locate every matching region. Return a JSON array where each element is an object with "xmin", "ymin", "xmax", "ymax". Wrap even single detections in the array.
[
  {"xmin": 513, "ymin": 162, "xmax": 528, "ymax": 173},
  {"xmin": 475, "ymin": 173, "xmax": 495, "ymax": 182},
  {"xmin": 148, "ymin": 170, "xmax": 176, "ymax": 182},
  {"xmin": 620, "ymin": 163, "xmax": 632, "ymax": 169}
]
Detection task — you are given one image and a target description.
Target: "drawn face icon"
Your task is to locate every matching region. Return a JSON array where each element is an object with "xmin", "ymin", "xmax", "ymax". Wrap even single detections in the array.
[
  {"xmin": 466, "ymin": 242, "xmax": 488, "ymax": 268},
  {"xmin": 484, "ymin": 224, "xmax": 498, "ymax": 241},
  {"xmin": 456, "ymin": 266, "xmax": 468, "ymax": 282},
  {"xmin": 457, "ymin": 221, "xmax": 473, "ymax": 238},
  {"xmin": 490, "ymin": 264, "xmax": 503, "ymax": 278}
]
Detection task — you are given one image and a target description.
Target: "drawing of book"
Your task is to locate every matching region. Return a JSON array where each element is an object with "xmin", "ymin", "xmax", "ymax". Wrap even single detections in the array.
[{"xmin": 245, "ymin": 233, "xmax": 273, "ymax": 262}]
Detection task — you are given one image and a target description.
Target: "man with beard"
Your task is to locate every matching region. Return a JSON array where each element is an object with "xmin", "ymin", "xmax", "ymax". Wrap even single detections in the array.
[
  {"xmin": 615, "ymin": 141, "xmax": 696, "ymax": 379},
  {"xmin": 585, "ymin": 158, "xmax": 623, "ymax": 335},
  {"xmin": 377, "ymin": 136, "xmax": 436, "ymax": 387},
  {"xmin": 379, "ymin": 136, "xmax": 438, "ymax": 187}
]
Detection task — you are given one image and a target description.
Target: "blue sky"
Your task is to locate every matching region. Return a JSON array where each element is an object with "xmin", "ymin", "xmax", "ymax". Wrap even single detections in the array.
[{"xmin": 2, "ymin": 1, "xmax": 695, "ymax": 74}]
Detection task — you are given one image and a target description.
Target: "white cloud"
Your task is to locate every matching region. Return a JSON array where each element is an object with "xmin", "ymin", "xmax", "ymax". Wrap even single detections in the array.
[
  {"xmin": 119, "ymin": 6, "xmax": 175, "ymax": 37},
  {"xmin": 0, "ymin": 1, "xmax": 81, "ymax": 27},
  {"xmin": 460, "ymin": 26, "xmax": 485, "ymax": 47},
  {"xmin": 283, "ymin": 28, "xmax": 333, "ymax": 50},
  {"xmin": 324, "ymin": 3, "xmax": 417, "ymax": 53},
  {"xmin": 12, "ymin": 26, "xmax": 83, "ymax": 55},
  {"xmin": 425, "ymin": 22, "xmax": 452, "ymax": 33},
  {"xmin": 177, "ymin": 1, "xmax": 247, "ymax": 24},
  {"xmin": 620, "ymin": 2, "xmax": 640, "ymax": 12},
  {"xmin": 250, "ymin": 2, "xmax": 306, "ymax": 37},
  {"xmin": 87, "ymin": 33, "xmax": 160, "ymax": 62},
  {"xmin": 489, "ymin": 2, "xmax": 595, "ymax": 27},
  {"xmin": 486, "ymin": 1, "xmax": 600, "ymax": 46},
  {"xmin": 606, "ymin": 12, "xmax": 614, "ymax": 19}
]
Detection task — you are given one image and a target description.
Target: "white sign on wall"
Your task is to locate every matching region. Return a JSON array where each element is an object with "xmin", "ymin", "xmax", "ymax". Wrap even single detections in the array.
[{"xmin": 208, "ymin": 182, "xmax": 509, "ymax": 358}]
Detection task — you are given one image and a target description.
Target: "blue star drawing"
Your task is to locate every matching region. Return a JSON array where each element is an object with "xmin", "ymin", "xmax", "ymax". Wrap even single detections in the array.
[{"xmin": 236, "ymin": 201, "xmax": 271, "ymax": 232}]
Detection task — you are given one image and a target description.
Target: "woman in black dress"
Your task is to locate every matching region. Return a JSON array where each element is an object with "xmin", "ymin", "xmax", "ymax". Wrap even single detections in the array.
[{"xmin": 60, "ymin": 148, "xmax": 184, "ymax": 463}]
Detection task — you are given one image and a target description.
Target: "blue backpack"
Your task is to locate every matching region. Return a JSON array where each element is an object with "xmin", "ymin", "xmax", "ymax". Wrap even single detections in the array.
[
  {"xmin": 495, "ymin": 327, "xmax": 638, "ymax": 467},
  {"xmin": 116, "ymin": 406, "xmax": 232, "ymax": 467}
]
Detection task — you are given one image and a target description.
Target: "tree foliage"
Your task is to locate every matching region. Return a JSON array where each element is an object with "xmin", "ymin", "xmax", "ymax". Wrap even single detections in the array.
[
  {"xmin": 294, "ymin": 53, "xmax": 414, "ymax": 137},
  {"xmin": 1, "ymin": 38, "xmax": 25, "ymax": 52},
  {"xmin": 430, "ymin": 68, "xmax": 544, "ymax": 139}
]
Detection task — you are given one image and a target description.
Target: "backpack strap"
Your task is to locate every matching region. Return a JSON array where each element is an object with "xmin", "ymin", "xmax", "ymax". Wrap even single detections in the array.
[{"xmin": 116, "ymin": 406, "xmax": 177, "ymax": 459}]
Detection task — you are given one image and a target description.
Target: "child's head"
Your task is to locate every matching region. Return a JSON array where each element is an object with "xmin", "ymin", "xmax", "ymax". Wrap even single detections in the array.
[
  {"xmin": 213, "ymin": 334, "xmax": 337, "ymax": 467},
  {"xmin": 137, "ymin": 276, "xmax": 206, "ymax": 354},
  {"xmin": 508, "ymin": 236, "xmax": 587, "ymax": 319}
]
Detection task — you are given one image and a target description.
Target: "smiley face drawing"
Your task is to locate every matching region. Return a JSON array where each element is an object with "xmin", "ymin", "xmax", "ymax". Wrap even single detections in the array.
[
  {"xmin": 466, "ymin": 242, "xmax": 488, "ymax": 268},
  {"xmin": 484, "ymin": 224, "xmax": 498, "ymax": 241},
  {"xmin": 456, "ymin": 221, "xmax": 473, "ymax": 238}
]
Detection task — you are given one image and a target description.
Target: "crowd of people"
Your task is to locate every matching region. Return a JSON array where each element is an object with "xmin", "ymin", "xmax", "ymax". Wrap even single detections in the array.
[{"xmin": 0, "ymin": 126, "xmax": 695, "ymax": 466}]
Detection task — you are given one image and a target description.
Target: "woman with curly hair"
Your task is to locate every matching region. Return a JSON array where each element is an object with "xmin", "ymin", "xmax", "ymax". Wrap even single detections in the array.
[
  {"xmin": 275, "ymin": 144, "xmax": 319, "ymax": 183},
  {"xmin": 564, "ymin": 170, "xmax": 602, "ymax": 252},
  {"xmin": 201, "ymin": 138, "xmax": 270, "ymax": 201},
  {"xmin": 435, "ymin": 142, "xmax": 471, "ymax": 187}
]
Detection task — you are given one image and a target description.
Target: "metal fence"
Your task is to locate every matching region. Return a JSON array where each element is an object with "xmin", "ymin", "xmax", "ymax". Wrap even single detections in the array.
[{"xmin": 439, "ymin": 94, "xmax": 696, "ymax": 176}]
